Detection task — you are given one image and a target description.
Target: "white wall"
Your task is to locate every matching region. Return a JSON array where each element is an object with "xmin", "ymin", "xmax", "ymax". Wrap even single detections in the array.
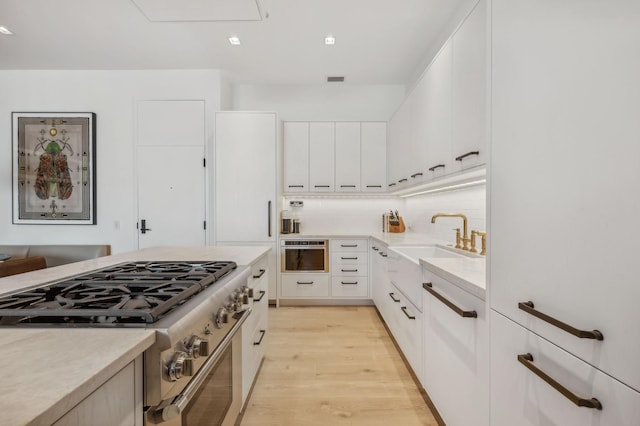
[
  {"xmin": 231, "ymin": 84, "xmax": 405, "ymax": 121},
  {"xmin": 0, "ymin": 69, "xmax": 221, "ymax": 253}
]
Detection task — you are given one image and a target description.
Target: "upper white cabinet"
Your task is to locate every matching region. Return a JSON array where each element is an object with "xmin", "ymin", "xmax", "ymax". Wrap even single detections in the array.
[
  {"xmin": 283, "ymin": 122, "xmax": 309, "ymax": 192},
  {"xmin": 335, "ymin": 122, "xmax": 361, "ymax": 192},
  {"xmin": 215, "ymin": 112, "xmax": 276, "ymax": 242},
  {"xmin": 452, "ymin": 0, "xmax": 486, "ymax": 171},
  {"xmin": 387, "ymin": 0, "xmax": 486, "ymax": 191},
  {"xmin": 360, "ymin": 122, "xmax": 387, "ymax": 192},
  {"xmin": 490, "ymin": 0, "xmax": 640, "ymax": 403},
  {"xmin": 283, "ymin": 121, "xmax": 387, "ymax": 194},
  {"xmin": 309, "ymin": 122, "xmax": 336, "ymax": 192}
]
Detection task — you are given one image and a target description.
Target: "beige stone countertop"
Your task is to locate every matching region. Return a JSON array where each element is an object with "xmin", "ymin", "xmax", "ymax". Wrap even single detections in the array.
[{"xmin": 0, "ymin": 245, "xmax": 269, "ymax": 426}]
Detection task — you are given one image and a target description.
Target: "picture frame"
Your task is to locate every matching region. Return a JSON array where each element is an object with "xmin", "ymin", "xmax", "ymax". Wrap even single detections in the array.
[{"xmin": 12, "ymin": 112, "xmax": 97, "ymax": 224}]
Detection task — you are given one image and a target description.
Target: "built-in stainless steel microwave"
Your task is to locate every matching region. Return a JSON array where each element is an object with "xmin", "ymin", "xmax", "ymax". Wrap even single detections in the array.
[{"xmin": 280, "ymin": 240, "xmax": 329, "ymax": 273}]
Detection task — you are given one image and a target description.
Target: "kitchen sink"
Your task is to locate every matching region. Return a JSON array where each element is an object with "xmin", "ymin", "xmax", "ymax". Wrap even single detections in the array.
[{"xmin": 388, "ymin": 245, "xmax": 479, "ymax": 265}]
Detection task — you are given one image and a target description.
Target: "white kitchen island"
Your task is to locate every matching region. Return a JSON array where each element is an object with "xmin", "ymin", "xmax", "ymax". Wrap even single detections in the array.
[{"xmin": 0, "ymin": 246, "xmax": 269, "ymax": 426}]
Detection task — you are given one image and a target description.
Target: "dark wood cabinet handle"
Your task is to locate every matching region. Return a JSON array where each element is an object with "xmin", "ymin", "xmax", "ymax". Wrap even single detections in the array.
[
  {"xmin": 518, "ymin": 301, "xmax": 603, "ymax": 340},
  {"xmin": 314, "ymin": 185, "xmax": 330, "ymax": 188},
  {"xmin": 340, "ymin": 257, "xmax": 358, "ymax": 260},
  {"xmin": 341, "ymin": 269, "xmax": 358, "ymax": 273},
  {"xmin": 455, "ymin": 151, "xmax": 480, "ymax": 161},
  {"xmin": 341, "ymin": 244, "xmax": 358, "ymax": 247},
  {"xmin": 253, "ymin": 330, "xmax": 266, "ymax": 346},
  {"xmin": 401, "ymin": 306, "xmax": 416, "ymax": 320},
  {"xmin": 340, "ymin": 185, "xmax": 356, "ymax": 188},
  {"xmin": 296, "ymin": 281, "xmax": 314, "ymax": 285},
  {"xmin": 517, "ymin": 353, "xmax": 602, "ymax": 410},
  {"xmin": 341, "ymin": 281, "xmax": 358, "ymax": 285},
  {"xmin": 366, "ymin": 185, "xmax": 382, "ymax": 188},
  {"xmin": 253, "ymin": 290, "xmax": 266, "ymax": 302},
  {"xmin": 428, "ymin": 164, "xmax": 445, "ymax": 172},
  {"xmin": 288, "ymin": 185, "xmax": 304, "ymax": 188},
  {"xmin": 389, "ymin": 292, "xmax": 400, "ymax": 302},
  {"xmin": 410, "ymin": 172, "xmax": 423, "ymax": 178},
  {"xmin": 423, "ymin": 283, "xmax": 477, "ymax": 318}
]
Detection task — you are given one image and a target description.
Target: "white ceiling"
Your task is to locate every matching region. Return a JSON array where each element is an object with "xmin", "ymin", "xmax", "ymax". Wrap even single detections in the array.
[{"xmin": 0, "ymin": 0, "xmax": 476, "ymax": 85}]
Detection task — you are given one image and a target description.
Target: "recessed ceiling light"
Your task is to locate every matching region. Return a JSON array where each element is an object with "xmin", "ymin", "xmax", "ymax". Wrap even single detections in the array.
[
  {"xmin": 0, "ymin": 26, "xmax": 14, "ymax": 36},
  {"xmin": 324, "ymin": 35, "xmax": 335, "ymax": 45},
  {"xmin": 228, "ymin": 36, "xmax": 241, "ymax": 45}
]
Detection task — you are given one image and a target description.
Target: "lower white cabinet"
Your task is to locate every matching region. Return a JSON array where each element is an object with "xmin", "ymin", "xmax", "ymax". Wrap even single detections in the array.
[
  {"xmin": 331, "ymin": 238, "xmax": 369, "ymax": 298},
  {"xmin": 54, "ymin": 357, "xmax": 142, "ymax": 426},
  {"xmin": 281, "ymin": 273, "xmax": 330, "ymax": 298},
  {"xmin": 491, "ymin": 310, "xmax": 640, "ymax": 426},
  {"xmin": 422, "ymin": 268, "xmax": 489, "ymax": 426},
  {"xmin": 241, "ymin": 254, "xmax": 269, "ymax": 406},
  {"xmin": 385, "ymin": 283, "xmax": 423, "ymax": 380}
]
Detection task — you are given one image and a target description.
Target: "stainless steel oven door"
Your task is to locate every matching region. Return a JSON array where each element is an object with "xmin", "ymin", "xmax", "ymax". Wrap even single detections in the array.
[
  {"xmin": 146, "ymin": 310, "xmax": 248, "ymax": 426},
  {"xmin": 280, "ymin": 240, "xmax": 329, "ymax": 272}
]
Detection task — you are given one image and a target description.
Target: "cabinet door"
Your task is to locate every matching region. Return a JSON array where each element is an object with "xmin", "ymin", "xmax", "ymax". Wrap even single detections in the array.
[
  {"xmin": 283, "ymin": 122, "xmax": 309, "ymax": 192},
  {"xmin": 491, "ymin": 0, "xmax": 640, "ymax": 391},
  {"xmin": 491, "ymin": 311, "xmax": 640, "ymax": 426},
  {"xmin": 451, "ymin": 0, "xmax": 486, "ymax": 171},
  {"xmin": 388, "ymin": 100, "xmax": 413, "ymax": 190},
  {"xmin": 334, "ymin": 122, "xmax": 361, "ymax": 192},
  {"xmin": 215, "ymin": 112, "xmax": 276, "ymax": 242},
  {"xmin": 309, "ymin": 122, "xmax": 335, "ymax": 192},
  {"xmin": 422, "ymin": 269, "xmax": 489, "ymax": 426},
  {"xmin": 423, "ymin": 40, "xmax": 453, "ymax": 181},
  {"xmin": 360, "ymin": 122, "xmax": 387, "ymax": 192}
]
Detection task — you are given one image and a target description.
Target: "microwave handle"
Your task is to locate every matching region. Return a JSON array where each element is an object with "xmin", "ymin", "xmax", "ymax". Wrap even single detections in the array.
[{"xmin": 149, "ymin": 308, "xmax": 252, "ymax": 423}]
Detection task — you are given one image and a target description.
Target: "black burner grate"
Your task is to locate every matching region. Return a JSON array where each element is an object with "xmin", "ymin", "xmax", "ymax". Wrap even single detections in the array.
[{"xmin": 0, "ymin": 261, "xmax": 236, "ymax": 326}]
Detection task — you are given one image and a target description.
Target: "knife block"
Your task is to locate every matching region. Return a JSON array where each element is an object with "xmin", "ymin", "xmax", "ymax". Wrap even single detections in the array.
[{"xmin": 388, "ymin": 216, "xmax": 406, "ymax": 233}]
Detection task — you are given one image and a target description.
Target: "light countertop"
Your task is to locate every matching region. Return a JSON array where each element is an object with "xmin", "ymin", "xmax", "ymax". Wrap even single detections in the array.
[{"xmin": 0, "ymin": 245, "xmax": 270, "ymax": 426}]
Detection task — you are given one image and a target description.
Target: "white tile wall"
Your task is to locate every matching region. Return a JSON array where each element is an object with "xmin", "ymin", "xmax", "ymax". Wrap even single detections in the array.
[{"xmin": 282, "ymin": 185, "xmax": 486, "ymax": 239}]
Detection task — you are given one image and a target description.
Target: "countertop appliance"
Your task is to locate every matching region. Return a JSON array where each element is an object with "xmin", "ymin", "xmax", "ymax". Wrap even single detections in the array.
[
  {"xmin": 0, "ymin": 260, "xmax": 252, "ymax": 426},
  {"xmin": 280, "ymin": 239, "xmax": 328, "ymax": 272}
]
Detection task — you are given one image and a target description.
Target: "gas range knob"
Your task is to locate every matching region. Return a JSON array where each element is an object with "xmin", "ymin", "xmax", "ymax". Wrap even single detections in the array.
[
  {"xmin": 241, "ymin": 285, "xmax": 254, "ymax": 300},
  {"xmin": 215, "ymin": 307, "xmax": 229, "ymax": 328},
  {"xmin": 167, "ymin": 351, "xmax": 193, "ymax": 382},
  {"xmin": 187, "ymin": 336, "xmax": 205, "ymax": 358},
  {"xmin": 226, "ymin": 302, "xmax": 241, "ymax": 313},
  {"xmin": 199, "ymin": 339, "xmax": 210, "ymax": 357}
]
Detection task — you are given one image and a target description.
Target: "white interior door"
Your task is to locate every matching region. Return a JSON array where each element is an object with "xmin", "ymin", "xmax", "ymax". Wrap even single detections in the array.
[{"xmin": 136, "ymin": 100, "xmax": 206, "ymax": 248}]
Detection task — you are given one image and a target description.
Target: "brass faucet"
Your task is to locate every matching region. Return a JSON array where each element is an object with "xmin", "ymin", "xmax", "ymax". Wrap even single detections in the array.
[
  {"xmin": 431, "ymin": 213, "xmax": 470, "ymax": 251},
  {"xmin": 471, "ymin": 230, "xmax": 487, "ymax": 255}
]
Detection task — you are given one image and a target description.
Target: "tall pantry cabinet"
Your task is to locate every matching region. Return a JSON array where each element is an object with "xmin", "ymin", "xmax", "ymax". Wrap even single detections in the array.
[
  {"xmin": 214, "ymin": 112, "xmax": 277, "ymax": 301},
  {"xmin": 489, "ymin": 0, "xmax": 640, "ymax": 424}
]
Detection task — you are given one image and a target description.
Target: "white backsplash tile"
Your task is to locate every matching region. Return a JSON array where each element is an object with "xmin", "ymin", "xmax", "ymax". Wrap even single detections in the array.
[{"xmin": 282, "ymin": 185, "xmax": 486, "ymax": 239}]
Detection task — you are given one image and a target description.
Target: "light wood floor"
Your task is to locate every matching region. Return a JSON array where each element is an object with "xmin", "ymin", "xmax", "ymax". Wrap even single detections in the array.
[{"xmin": 239, "ymin": 306, "xmax": 438, "ymax": 426}]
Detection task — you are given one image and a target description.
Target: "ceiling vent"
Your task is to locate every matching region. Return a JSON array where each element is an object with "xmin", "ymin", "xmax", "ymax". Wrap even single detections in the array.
[{"xmin": 327, "ymin": 76, "xmax": 345, "ymax": 83}]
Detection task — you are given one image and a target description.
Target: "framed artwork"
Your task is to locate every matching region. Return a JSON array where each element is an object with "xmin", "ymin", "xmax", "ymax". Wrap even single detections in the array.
[{"xmin": 12, "ymin": 112, "xmax": 96, "ymax": 224}]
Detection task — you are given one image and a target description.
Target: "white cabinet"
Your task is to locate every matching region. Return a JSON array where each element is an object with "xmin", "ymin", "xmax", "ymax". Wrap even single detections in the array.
[
  {"xmin": 330, "ymin": 238, "xmax": 368, "ymax": 298},
  {"xmin": 360, "ymin": 122, "xmax": 387, "ymax": 192},
  {"xmin": 215, "ymin": 112, "xmax": 276, "ymax": 243},
  {"xmin": 283, "ymin": 122, "xmax": 309, "ymax": 192},
  {"xmin": 386, "ymin": 248, "xmax": 423, "ymax": 312},
  {"xmin": 385, "ymin": 283, "xmax": 423, "ymax": 380},
  {"xmin": 423, "ymin": 40, "xmax": 453, "ymax": 181},
  {"xmin": 335, "ymin": 122, "xmax": 361, "ymax": 192},
  {"xmin": 281, "ymin": 273, "xmax": 330, "ymax": 298},
  {"xmin": 241, "ymin": 254, "xmax": 269, "ymax": 406},
  {"xmin": 451, "ymin": 0, "xmax": 486, "ymax": 171},
  {"xmin": 491, "ymin": 0, "xmax": 640, "ymax": 393},
  {"xmin": 283, "ymin": 121, "xmax": 387, "ymax": 193},
  {"xmin": 370, "ymin": 242, "xmax": 389, "ymax": 314},
  {"xmin": 54, "ymin": 357, "xmax": 142, "ymax": 426},
  {"xmin": 309, "ymin": 122, "xmax": 335, "ymax": 192},
  {"xmin": 491, "ymin": 311, "xmax": 640, "ymax": 426},
  {"xmin": 422, "ymin": 268, "xmax": 489, "ymax": 426}
]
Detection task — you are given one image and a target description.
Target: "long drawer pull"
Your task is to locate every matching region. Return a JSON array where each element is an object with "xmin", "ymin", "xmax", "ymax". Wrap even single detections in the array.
[
  {"xmin": 341, "ymin": 269, "xmax": 358, "ymax": 273},
  {"xmin": 366, "ymin": 185, "xmax": 382, "ymax": 188},
  {"xmin": 314, "ymin": 185, "xmax": 331, "ymax": 188},
  {"xmin": 401, "ymin": 306, "xmax": 416, "ymax": 320},
  {"xmin": 288, "ymin": 185, "xmax": 304, "ymax": 188},
  {"xmin": 388, "ymin": 183, "xmax": 397, "ymax": 187},
  {"xmin": 341, "ymin": 281, "xmax": 358, "ymax": 285},
  {"xmin": 410, "ymin": 172, "xmax": 423, "ymax": 178},
  {"xmin": 253, "ymin": 330, "xmax": 266, "ymax": 346},
  {"xmin": 423, "ymin": 283, "xmax": 477, "ymax": 318},
  {"xmin": 252, "ymin": 269, "xmax": 266, "ymax": 279},
  {"xmin": 389, "ymin": 292, "xmax": 400, "ymax": 303},
  {"xmin": 455, "ymin": 150, "xmax": 480, "ymax": 162},
  {"xmin": 517, "ymin": 353, "xmax": 602, "ymax": 410},
  {"xmin": 428, "ymin": 164, "xmax": 445, "ymax": 172},
  {"xmin": 340, "ymin": 244, "xmax": 358, "ymax": 248},
  {"xmin": 340, "ymin": 185, "xmax": 356, "ymax": 188},
  {"xmin": 253, "ymin": 290, "xmax": 266, "ymax": 302},
  {"xmin": 518, "ymin": 301, "xmax": 603, "ymax": 340},
  {"xmin": 340, "ymin": 256, "xmax": 358, "ymax": 260},
  {"xmin": 296, "ymin": 281, "xmax": 314, "ymax": 285},
  {"xmin": 398, "ymin": 178, "xmax": 408, "ymax": 183}
]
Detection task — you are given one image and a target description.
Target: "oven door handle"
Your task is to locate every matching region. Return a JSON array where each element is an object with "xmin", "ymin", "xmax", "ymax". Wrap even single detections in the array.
[{"xmin": 150, "ymin": 307, "xmax": 252, "ymax": 423}]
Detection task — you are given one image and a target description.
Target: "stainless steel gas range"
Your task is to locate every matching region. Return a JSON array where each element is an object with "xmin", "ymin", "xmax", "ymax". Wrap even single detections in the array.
[{"xmin": 0, "ymin": 260, "xmax": 252, "ymax": 426}]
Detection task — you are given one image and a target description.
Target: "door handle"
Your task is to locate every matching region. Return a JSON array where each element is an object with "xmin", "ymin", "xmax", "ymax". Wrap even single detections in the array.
[
  {"xmin": 140, "ymin": 219, "xmax": 152, "ymax": 234},
  {"xmin": 268, "ymin": 200, "xmax": 272, "ymax": 237}
]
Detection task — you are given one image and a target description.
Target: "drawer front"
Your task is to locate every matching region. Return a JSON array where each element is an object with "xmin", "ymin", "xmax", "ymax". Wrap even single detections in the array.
[
  {"xmin": 422, "ymin": 269, "xmax": 489, "ymax": 426},
  {"xmin": 330, "ymin": 239, "xmax": 368, "ymax": 252},
  {"xmin": 387, "ymin": 249, "xmax": 422, "ymax": 312},
  {"xmin": 387, "ymin": 285, "xmax": 423, "ymax": 379},
  {"xmin": 281, "ymin": 274, "xmax": 330, "ymax": 297},
  {"xmin": 331, "ymin": 276, "xmax": 369, "ymax": 298},
  {"xmin": 330, "ymin": 252, "xmax": 368, "ymax": 270},
  {"xmin": 491, "ymin": 310, "xmax": 640, "ymax": 426},
  {"xmin": 251, "ymin": 277, "xmax": 269, "ymax": 322}
]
